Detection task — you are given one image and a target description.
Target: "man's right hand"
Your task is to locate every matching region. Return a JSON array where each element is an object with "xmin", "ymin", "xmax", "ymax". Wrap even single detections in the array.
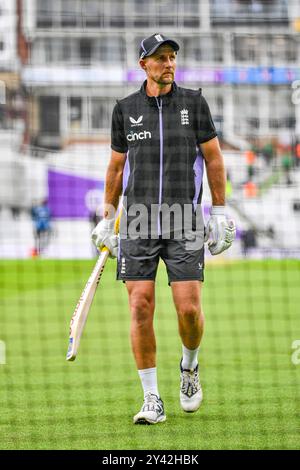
[{"xmin": 91, "ymin": 218, "xmax": 118, "ymax": 258}]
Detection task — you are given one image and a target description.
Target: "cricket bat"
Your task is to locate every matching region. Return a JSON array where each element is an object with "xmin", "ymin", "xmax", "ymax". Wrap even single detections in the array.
[
  {"xmin": 66, "ymin": 215, "xmax": 120, "ymax": 361},
  {"xmin": 66, "ymin": 247, "xmax": 110, "ymax": 361}
]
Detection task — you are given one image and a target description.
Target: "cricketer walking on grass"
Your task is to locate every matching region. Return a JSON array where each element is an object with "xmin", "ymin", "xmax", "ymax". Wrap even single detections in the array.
[{"xmin": 92, "ymin": 33, "xmax": 236, "ymax": 424}]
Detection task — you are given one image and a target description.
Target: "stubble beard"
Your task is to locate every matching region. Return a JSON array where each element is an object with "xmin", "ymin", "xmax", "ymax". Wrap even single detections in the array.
[{"xmin": 156, "ymin": 73, "xmax": 174, "ymax": 86}]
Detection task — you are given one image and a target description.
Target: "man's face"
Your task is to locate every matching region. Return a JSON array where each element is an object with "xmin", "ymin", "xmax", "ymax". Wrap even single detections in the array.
[{"xmin": 140, "ymin": 45, "xmax": 177, "ymax": 85}]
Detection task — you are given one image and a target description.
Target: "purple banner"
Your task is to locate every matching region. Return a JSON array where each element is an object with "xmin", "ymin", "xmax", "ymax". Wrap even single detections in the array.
[
  {"xmin": 48, "ymin": 169, "xmax": 104, "ymax": 218},
  {"xmin": 176, "ymin": 68, "xmax": 224, "ymax": 83},
  {"xmin": 127, "ymin": 67, "xmax": 299, "ymax": 85},
  {"xmin": 127, "ymin": 69, "xmax": 145, "ymax": 83},
  {"xmin": 126, "ymin": 68, "xmax": 223, "ymax": 83}
]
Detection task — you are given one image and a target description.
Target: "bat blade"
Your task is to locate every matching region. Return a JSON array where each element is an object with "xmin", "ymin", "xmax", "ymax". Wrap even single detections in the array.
[{"xmin": 66, "ymin": 249, "xmax": 110, "ymax": 361}]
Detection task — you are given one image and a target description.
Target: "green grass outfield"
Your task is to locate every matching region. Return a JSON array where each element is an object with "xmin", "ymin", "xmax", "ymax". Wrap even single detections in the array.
[{"xmin": 0, "ymin": 259, "xmax": 300, "ymax": 450}]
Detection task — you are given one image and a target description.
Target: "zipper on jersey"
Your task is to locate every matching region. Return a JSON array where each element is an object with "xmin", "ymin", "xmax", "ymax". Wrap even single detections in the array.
[{"xmin": 155, "ymin": 96, "xmax": 163, "ymax": 236}]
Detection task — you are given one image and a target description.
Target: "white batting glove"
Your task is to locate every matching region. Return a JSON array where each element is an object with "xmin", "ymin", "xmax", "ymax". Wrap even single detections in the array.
[
  {"xmin": 91, "ymin": 218, "xmax": 118, "ymax": 258},
  {"xmin": 205, "ymin": 206, "xmax": 236, "ymax": 256}
]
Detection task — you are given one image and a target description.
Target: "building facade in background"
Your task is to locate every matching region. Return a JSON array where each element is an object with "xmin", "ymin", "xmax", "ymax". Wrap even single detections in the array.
[
  {"xmin": 20, "ymin": 0, "xmax": 300, "ymax": 150},
  {"xmin": 0, "ymin": 0, "xmax": 24, "ymax": 137}
]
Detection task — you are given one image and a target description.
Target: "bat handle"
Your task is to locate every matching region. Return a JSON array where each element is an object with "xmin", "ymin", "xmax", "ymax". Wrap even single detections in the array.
[{"xmin": 114, "ymin": 214, "xmax": 121, "ymax": 234}]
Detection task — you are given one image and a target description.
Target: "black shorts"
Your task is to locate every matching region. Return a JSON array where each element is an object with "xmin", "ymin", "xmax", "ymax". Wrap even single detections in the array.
[{"xmin": 117, "ymin": 237, "xmax": 204, "ymax": 284}]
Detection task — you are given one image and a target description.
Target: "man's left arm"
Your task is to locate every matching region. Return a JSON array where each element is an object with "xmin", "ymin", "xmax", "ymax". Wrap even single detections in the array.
[{"xmin": 200, "ymin": 137, "xmax": 236, "ymax": 255}]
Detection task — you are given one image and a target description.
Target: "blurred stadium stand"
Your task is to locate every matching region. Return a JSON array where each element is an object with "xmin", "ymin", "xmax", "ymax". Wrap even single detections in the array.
[{"xmin": 0, "ymin": 0, "xmax": 300, "ymax": 260}]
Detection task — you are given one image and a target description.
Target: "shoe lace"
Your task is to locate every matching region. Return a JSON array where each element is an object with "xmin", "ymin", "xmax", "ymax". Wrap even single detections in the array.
[
  {"xmin": 181, "ymin": 369, "xmax": 200, "ymax": 397},
  {"xmin": 142, "ymin": 393, "xmax": 163, "ymax": 413}
]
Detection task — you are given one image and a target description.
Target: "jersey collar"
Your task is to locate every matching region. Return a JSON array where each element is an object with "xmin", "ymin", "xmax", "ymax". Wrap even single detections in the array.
[{"xmin": 140, "ymin": 80, "xmax": 177, "ymax": 106}]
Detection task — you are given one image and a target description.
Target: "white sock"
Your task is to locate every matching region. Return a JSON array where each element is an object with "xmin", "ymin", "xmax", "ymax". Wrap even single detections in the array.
[
  {"xmin": 182, "ymin": 345, "xmax": 199, "ymax": 370},
  {"xmin": 138, "ymin": 367, "xmax": 159, "ymax": 398}
]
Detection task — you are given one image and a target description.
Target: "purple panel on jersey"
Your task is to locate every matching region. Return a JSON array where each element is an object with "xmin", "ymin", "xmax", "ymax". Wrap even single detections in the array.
[
  {"xmin": 122, "ymin": 153, "xmax": 130, "ymax": 194},
  {"xmin": 193, "ymin": 153, "xmax": 204, "ymax": 211}
]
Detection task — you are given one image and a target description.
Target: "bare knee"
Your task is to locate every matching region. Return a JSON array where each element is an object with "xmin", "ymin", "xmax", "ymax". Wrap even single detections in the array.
[
  {"xmin": 130, "ymin": 295, "xmax": 154, "ymax": 328},
  {"xmin": 177, "ymin": 304, "xmax": 203, "ymax": 326},
  {"xmin": 126, "ymin": 281, "xmax": 155, "ymax": 328}
]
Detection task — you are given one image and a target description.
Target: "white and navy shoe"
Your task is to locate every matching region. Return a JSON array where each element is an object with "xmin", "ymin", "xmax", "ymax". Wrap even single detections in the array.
[
  {"xmin": 133, "ymin": 392, "xmax": 166, "ymax": 425},
  {"xmin": 180, "ymin": 360, "xmax": 203, "ymax": 412}
]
